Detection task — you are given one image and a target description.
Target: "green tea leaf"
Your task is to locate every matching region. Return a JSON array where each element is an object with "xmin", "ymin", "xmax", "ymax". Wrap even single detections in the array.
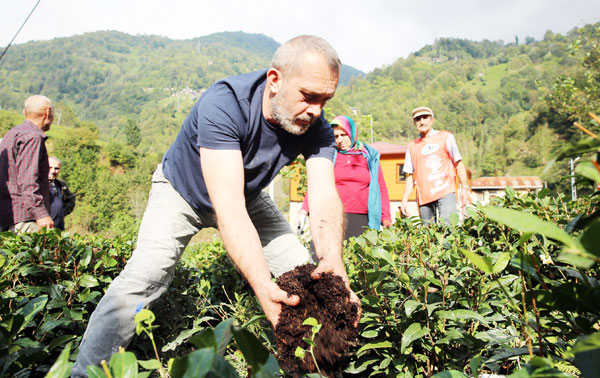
[
  {"xmin": 575, "ymin": 160, "xmax": 600, "ymax": 183},
  {"xmin": 432, "ymin": 370, "xmax": 468, "ymax": 378},
  {"xmin": 551, "ymin": 137, "xmax": 600, "ymax": 161},
  {"xmin": 16, "ymin": 295, "xmax": 48, "ymax": 331},
  {"xmin": 401, "ymin": 323, "xmax": 429, "ymax": 354},
  {"xmin": 134, "ymin": 309, "xmax": 155, "ymax": 335},
  {"xmin": 470, "ymin": 355, "xmax": 482, "ymax": 377},
  {"xmin": 45, "ymin": 342, "xmax": 73, "ymax": 378},
  {"xmin": 573, "ymin": 335, "xmax": 600, "ymax": 378},
  {"xmin": 232, "ymin": 327, "xmax": 280, "ymax": 377},
  {"xmin": 79, "ymin": 274, "xmax": 100, "ymax": 288},
  {"xmin": 572, "ymin": 333, "xmax": 600, "ymax": 354},
  {"xmin": 109, "ymin": 350, "xmax": 138, "ymax": 378},
  {"xmin": 493, "ymin": 253, "xmax": 511, "ymax": 274},
  {"xmin": 482, "ymin": 207, "xmax": 576, "ymax": 247},
  {"xmin": 361, "ymin": 329, "xmax": 380, "ymax": 338},
  {"xmin": 170, "ymin": 348, "xmax": 215, "ymax": 378},
  {"xmin": 86, "ymin": 365, "xmax": 106, "ymax": 378},
  {"xmin": 48, "ymin": 334, "xmax": 76, "ymax": 351},
  {"xmin": 557, "ymin": 249, "xmax": 596, "ymax": 268},
  {"xmin": 214, "ymin": 318, "xmax": 234, "ymax": 356},
  {"xmin": 404, "ymin": 300, "xmax": 421, "ymax": 317},
  {"xmin": 295, "ymin": 346, "xmax": 306, "ymax": 359},
  {"xmin": 189, "ymin": 329, "xmax": 217, "ymax": 351},
  {"xmin": 356, "ymin": 341, "xmax": 393, "ymax": 357},
  {"xmin": 437, "ymin": 310, "xmax": 488, "ymax": 326},
  {"xmin": 138, "ymin": 359, "xmax": 162, "ymax": 370},
  {"xmin": 302, "ymin": 317, "xmax": 319, "ymax": 327},
  {"xmin": 371, "ymin": 247, "xmax": 395, "ymax": 266},
  {"xmin": 437, "ymin": 329, "xmax": 464, "ymax": 344},
  {"xmin": 460, "ymin": 249, "xmax": 493, "ymax": 275},
  {"xmin": 207, "ymin": 355, "xmax": 239, "ymax": 377},
  {"xmin": 580, "ymin": 219, "xmax": 600, "ymax": 257}
]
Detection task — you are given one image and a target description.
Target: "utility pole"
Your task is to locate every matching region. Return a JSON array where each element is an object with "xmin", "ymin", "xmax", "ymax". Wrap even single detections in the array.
[
  {"xmin": 570, "ymin": 157, "xmax": 580, "ymax": 201},
  {"xmin": 369, "ymin": 114, "xmax": 374, "ymax": 144}
]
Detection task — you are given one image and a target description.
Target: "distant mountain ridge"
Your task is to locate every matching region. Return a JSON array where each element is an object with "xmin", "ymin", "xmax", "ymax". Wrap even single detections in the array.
[
  {"xmin": 0, "ymin": 30, "xmax": 363, "ymax": 131},
  {"xmin": 1, "ymin": 25, "xmax": 596, "ymax": 191}
]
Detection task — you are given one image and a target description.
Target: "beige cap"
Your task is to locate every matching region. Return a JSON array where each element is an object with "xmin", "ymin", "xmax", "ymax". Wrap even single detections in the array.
[{"xmin": 412, "ymin": 106, "xmax": 434, "ymax": 119}]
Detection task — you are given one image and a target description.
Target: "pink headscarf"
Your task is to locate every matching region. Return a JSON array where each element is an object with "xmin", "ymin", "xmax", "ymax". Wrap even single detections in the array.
[{"xmin": 330, "ymin": 115, "xmax": 364, "ymax": 153}]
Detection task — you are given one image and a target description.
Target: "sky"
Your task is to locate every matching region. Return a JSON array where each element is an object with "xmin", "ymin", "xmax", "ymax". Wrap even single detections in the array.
[{"xmin": 1, "ymin": 0, "xmax": 599, "ymax": 73}]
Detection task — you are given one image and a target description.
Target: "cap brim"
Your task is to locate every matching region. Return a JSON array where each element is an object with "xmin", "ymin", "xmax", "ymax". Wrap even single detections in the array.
[{"xmin": 413, "ymin": 111, "xmax": 432, "ymax": 119}]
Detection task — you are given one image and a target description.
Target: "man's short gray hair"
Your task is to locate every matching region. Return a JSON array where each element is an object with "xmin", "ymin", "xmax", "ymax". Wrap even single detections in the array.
[
  {"xmin": 23, "ymin": 95, "xmax": 53, "ymax": 117},
  {"xmin": 271, "ymin": 35, "xmax": 341, "ymax": 78},
  {"xmin": 49, "ymin": 156, "xmax": 62, "ymax": 165}
]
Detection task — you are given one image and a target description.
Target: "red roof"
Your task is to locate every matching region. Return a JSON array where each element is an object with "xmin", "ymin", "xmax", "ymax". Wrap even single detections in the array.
[
  {"xmin": 370, "ymin": 142, "xmax": 407, "ymax": 155},
  {"xmin": 471, "ymin": 176, "xmax": 544, "ymax": 190}
]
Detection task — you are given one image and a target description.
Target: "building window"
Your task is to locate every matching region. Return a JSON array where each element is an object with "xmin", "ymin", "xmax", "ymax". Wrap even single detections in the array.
[{"xmin": 396, "ymin": 164, "xmax": 404, "ymax": 183}]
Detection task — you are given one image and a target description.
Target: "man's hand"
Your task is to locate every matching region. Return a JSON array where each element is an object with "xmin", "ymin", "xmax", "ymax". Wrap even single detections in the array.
[
  {"xmin": 400, "ymin": 200, "xmax": 410, "ymax": 217},
  {"xmin": 382, "ymin": 219, "xmax": 393, "ymax": 228},
  {"xmin": 311, "ymin": 258, "xmax": 362, "ymax": 327},
  {"xmin": 36, "ymin": 216, "xmax": 54, "ymax": 230},
  {"xmin": 459, "ymin": 188, "xmax": 471, "ymax": 208},
  {"xmin": 254, "ymin": 280, "xmax": 300, "ymax": 327}
]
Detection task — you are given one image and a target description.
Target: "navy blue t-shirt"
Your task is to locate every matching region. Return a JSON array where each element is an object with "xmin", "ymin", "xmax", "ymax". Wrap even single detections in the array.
[{"xmin": 162, "ymin": 69, "xmax": 336, "ymax": 211}]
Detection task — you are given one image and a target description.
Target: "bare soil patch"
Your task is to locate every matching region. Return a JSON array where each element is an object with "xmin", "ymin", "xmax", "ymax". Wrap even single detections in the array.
[{"xmin": 275, "ymin": 264, "xmax": 359, "ymax": 377}]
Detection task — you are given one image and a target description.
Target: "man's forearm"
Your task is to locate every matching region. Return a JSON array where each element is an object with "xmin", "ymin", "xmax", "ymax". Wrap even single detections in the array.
[
  {"xmin": 308, "ymin": 193, "xmax": 344, "ymax": 265},
  {"xmin": 456, "ymin": 161, "xmax": 469, "ymax": 189},
  {"xmin": 217, "ymin": 209, "xmax": 272, "ymax": 289},
  {"xmin": 402, "ymin": 175, "xmax": 414, "ymax": 203}
]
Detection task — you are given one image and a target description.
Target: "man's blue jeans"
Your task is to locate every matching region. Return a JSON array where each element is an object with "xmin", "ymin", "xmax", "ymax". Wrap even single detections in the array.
[
  {"xmin": 71, "ymin": 165, "xmax": 313, "ymax": 377},
  {"xmin": 419, "ymin": 192, "xmax": 457, "ymax": 224}
]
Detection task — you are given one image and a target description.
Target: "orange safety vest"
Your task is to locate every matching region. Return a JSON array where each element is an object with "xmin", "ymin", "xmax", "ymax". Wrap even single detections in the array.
[{"xmin": 408, "ymin": 131, "xmax": 457, "ymax": 205}]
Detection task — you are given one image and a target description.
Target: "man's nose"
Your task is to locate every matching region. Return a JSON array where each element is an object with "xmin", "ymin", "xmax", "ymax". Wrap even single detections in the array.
[{"xmin": 306, "ymin": 103, "xmax": 322, "ymax": 118}]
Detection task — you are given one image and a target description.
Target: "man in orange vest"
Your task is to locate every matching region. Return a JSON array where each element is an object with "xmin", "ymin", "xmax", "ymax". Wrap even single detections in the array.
[{"xmin": 400, "ymin": 106, "xmax": 469, "ymax": 223}]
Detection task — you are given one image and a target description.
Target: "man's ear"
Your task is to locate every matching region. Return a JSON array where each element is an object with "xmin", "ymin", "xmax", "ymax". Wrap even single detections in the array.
[{"xmin": 266, "ymin": 68, "xmax": 282, "ymax": 95}]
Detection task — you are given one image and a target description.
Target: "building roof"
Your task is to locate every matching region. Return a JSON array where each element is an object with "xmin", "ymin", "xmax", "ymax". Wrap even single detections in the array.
[
  {"xmin": 471, "ymin": 176, "xmax": 544, "ymax": 190},
  {"xmin": 370, "ymin": 142, "xmax": 407, "ymax": 155}
]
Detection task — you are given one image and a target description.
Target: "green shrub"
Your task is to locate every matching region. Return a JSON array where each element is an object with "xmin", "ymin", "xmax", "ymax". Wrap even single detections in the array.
[
  {"xmin": 344, "ymin": 187, "xmax": 598, "ymax": 377},
  {"xmin": 0, "ymin": 231, "xmax": 133, "ymax": 376}
]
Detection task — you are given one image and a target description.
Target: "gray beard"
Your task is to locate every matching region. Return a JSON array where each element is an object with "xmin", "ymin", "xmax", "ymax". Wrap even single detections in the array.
[{"xmin": 271, "ymin": 94, "xmax": 313, "ymax": 136}]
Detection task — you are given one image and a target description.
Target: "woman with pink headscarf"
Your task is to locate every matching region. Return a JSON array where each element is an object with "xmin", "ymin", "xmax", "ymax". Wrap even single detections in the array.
[{"xmin": 301, "ymin": 115, "xmax": 391, "ymax": 241}]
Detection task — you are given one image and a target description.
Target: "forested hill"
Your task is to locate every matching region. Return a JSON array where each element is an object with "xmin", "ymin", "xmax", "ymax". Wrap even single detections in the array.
[
  {"xmin": 326, "ymin": 25, "xmax": 599, "ymax": 184},
  {"xmin": 0, "ymin": 25, "xmax": 597, "ymax": 237},
  {"xmin": 0, "ymin": 30, "xmax": 363, "ymax": 147}
]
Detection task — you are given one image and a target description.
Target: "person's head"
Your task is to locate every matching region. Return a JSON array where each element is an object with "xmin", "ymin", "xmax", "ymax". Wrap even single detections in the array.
[
  {"xmin": 48, "ymin": 156, "xmax": 61, "ymax": 181},
  {"xmin": 330, "ymin": 116, "xmax": 358, "ymax": 151},
  {"xmin": 23, "ymin": 95, "xmax": 54, "ymax": 132},
  {"xmin": 412, "ymin": 106, "xmax": 435, "ymax": 137},
  {"xmin": 264, "ymin": 35, "xmax": 341, "ymax": 135}
]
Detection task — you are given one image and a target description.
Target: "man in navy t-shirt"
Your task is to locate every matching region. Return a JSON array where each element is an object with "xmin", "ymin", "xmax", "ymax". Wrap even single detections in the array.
[{"xmin": 73, "ymin": 35, "xmax": 359, "ymax": 376}]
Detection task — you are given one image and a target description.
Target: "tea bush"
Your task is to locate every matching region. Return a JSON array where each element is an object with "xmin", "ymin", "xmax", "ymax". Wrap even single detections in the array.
[
  {"xmin": 0, "ymin": 231, "xmax": 260, "ymax": 376},
  {"xmin": 344, "ymin": 187, "xmax": 599, "ymax": 377},
  {"xmin": 0, "ymin": 231, "xmax": 133, "ymax": 376},
  {"xmin": 2, "ymin": 133, "xmax": 600, "ymax": 376}
]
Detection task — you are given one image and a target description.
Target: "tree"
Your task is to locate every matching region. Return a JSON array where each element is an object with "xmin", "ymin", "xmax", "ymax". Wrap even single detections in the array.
[
  {"xmin": 0, "ymin": 109, "xmax": 23, "ymax": 137},
  {"xmin": 124, "ymin": 119, "xmax": 141, "ymax": 148},
  {"xmin": 545, "ymin": 23, "xmax": 600, "ymax": 124}
]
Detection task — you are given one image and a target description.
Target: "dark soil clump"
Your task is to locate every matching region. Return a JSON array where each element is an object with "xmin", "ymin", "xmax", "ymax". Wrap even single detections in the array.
[{"xmin": 275, "ymin": 264, "xmax": 359, "ymax": 377}]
